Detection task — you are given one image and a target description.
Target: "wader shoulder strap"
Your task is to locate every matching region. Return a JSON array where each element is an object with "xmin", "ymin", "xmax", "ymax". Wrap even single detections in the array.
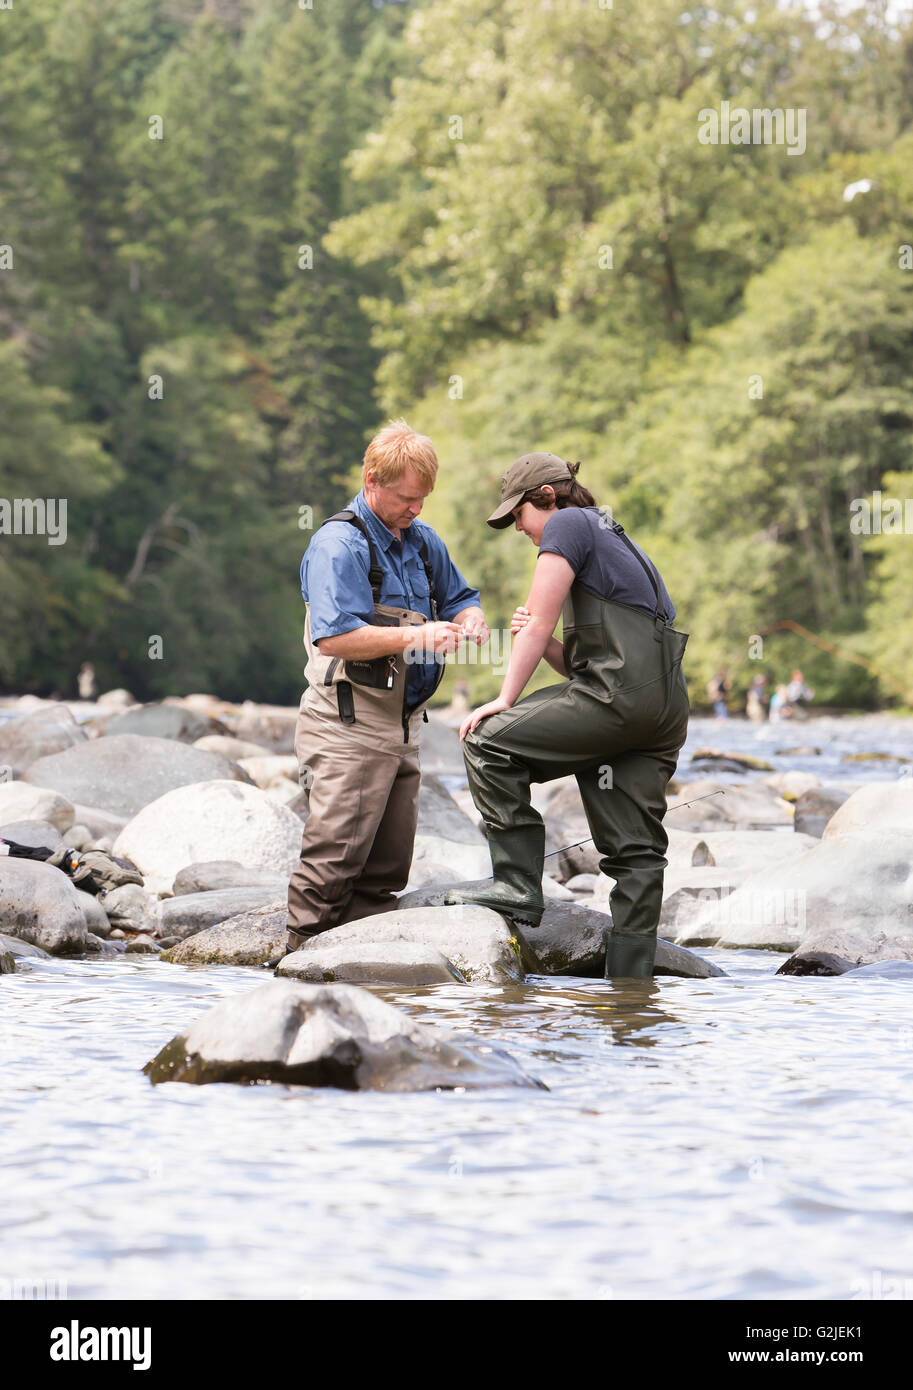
[
  {"xmin": 416, "ymin": 536, "xmax": 439, "ymax": 620},
  {"xmin": 609, "ymin": 519, "xmax": 668, "ymax": 640},
  {"xmin": 321, "ymin": 510, "xmax": 384, "ymax": 602}
]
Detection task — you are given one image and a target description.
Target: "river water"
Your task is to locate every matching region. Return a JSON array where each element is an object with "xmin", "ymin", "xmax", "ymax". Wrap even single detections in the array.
[{"xmin": 2, "ymin": 713, "xmax": 913, "ymax": 1300}]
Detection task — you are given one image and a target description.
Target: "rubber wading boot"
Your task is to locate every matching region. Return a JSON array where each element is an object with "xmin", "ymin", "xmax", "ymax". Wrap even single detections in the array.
[
  {"xmin": 443, "ymin": 824, "xmax": 546, "ymax": 928},
  {"xmin": 604, "ymin": 931, "xmax": 656, "ymax": 980}
]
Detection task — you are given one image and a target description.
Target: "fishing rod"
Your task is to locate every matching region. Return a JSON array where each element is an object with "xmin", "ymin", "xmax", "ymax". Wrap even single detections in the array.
[{"xmin": 543, "ymin": 789, "xmax": 726, "ymax": 860}]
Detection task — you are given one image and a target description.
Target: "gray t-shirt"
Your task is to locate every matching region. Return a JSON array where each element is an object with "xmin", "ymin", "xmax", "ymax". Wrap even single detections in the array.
[{"xmin": 538, "ymin": 507, "xmax": 676, "ymax": 622}]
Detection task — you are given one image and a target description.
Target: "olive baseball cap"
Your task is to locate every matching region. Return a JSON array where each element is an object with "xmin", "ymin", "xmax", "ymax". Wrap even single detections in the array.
[{"xmin": 486, "ymin": 451, "xmax": 575, "ymax": 529}]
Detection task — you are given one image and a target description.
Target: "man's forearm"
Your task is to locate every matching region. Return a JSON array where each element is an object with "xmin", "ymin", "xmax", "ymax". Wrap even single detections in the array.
[{"xmin": 318, "ymin": 626, "xmax": 416, "ymax": 660}]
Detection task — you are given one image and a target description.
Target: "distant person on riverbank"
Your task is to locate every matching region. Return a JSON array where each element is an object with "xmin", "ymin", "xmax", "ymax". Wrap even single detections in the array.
[
  {"xmin": 786, "ymin": 668, "xmax": 815, "ymax": 718},
  {"xmin": 746, "ymin": 672, "xmax": 769, "ymax": 723},
  {"xmin": 769, "ymin": 684, "xmax": 793, "ymax": 722},
  {"xmin": 707, "ymin": 667, "xmax": 731, "ymax": 720},
  {"xmin": 77, "ymin": 662, "xmax": 97, "ymax": 700}
]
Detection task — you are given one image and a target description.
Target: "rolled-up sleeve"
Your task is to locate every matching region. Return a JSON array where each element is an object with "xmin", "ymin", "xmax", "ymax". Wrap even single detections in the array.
[
  {"xmin": 301, "ymin": 528, "xmax": 375, "ymax": 641},
  {"xmin": 420, "ymin": 527, "xmax": 481, "ymax": 621}
]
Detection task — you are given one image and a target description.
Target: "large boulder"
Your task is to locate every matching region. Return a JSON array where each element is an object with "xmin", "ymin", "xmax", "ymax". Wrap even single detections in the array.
[
  {"xmin": 143, "ymin": 979, "xmax": 544, "ymax": 1090},
  {"xmin": 822, "ymin": 780, "xmax": 913, "ymax": 839},
  {"xmin": 0, "ymin": 705, "xmax": 87, "ymax": 777},
  {"xmin": 68, "ymin": 805, "xmax": 129, "ymax": 840},
  {"xmin": 232, "ymin": 702, "xmax": 298, "ymax": 754},
  {"xmin": 162, "ymin": 901, "xmax": 287, "ymax": 966},
  {"xmin": 373, "ymin": 887, "xmax": 726, "ymax": 978},
  {"xmin": 237, "ymin": 755, "xmax": 299, "ymax": 789},
  {"xmin": 293, "ymin": 906, "xmax": 524, "ymax": 984},
  {"xmin": 22, "ymin": 735, "xmax": 253, "ymax": 820},
  {"xmin": 675, "ymin": 830, "xmax": 913, "ymax": 961},
  {"xmin": 665, "ymin": 780, "xmax": 794, "ymax": 831},
  {"xmin": 100, "ymin": 702, "xmax": 230, "ymax": 743},
  {"xmin": 193, "ymin": 735, "xmax": 274, "ymax": 760},
  {"xmin": 419, "ymin": 715, "xmax": 467, "ymax": 778},
  {"xmin": 0, "ymin": 858, "xmax": 88, "ymax": 954},
  {"xmin": 411, "ymin": 775, "xmax": 490, "ymax": 883},
  {"xmin": 157, "ymin": 887, "xmax": 288, "ymax": 941},
  {"xmin": 112, "ymin": 780, "xmax": 303, "ymax": 895},
  {"xmin": 278, "ymin": 940, "xmax": 466, "ymax": 986},
  {"xmin": 0, "ymin": 783, "xmax": 76, "ymax": 833}
]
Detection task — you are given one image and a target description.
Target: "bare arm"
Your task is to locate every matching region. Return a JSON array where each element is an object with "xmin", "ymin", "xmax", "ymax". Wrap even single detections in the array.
[
  {"xmin": 513, "ymin": 607, "xmax": 567, "ymax": 676},
  {"xmin": 499, "ymin": 553, "xmax": 575, "ymax": 705}
]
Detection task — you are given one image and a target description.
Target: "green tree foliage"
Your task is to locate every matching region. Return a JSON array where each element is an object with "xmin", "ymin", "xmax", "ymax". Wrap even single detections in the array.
[{"xmin": 1, "ymin": 0, "xmax": 912, "ymax": 708}]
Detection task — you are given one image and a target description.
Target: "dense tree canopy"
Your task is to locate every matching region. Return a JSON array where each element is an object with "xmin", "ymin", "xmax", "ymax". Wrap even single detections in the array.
[{"xmin": 1, "ymin": 0, "xmax": 911, "ymax": 707}]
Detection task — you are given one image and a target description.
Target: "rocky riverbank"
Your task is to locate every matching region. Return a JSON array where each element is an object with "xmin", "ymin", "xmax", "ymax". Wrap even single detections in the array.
[{"xmin": 2, "ymin": 691, "xmax": 912, "ymax": 1085}]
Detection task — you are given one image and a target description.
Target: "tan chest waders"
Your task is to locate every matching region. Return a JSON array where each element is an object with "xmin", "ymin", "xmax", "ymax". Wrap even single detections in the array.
[
  {"xmin": 446, "ymin": 518, "xmax": 690, "ymax": 979},
  {"xmin": 287, "ymin": 510, "xmax": 446, "ymax": 948}
]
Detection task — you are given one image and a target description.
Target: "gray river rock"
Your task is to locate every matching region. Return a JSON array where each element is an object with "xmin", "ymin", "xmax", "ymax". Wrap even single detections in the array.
[
  {"xmin": 171, "ymin": 860, "xmax": 288, "ymax": 895},
  {"xmin": 112, "ymin": 780, "xmax": 303, "ymax": 895},
  {"xmin": 97, "ymin": 702, "xmax": 230, "ymax": 744},
  {"xmin": 0, "ymin": 783, "xmax": 76, "ymax": 833},
  {"xmin": 389, "ymin": 886, "xmax": 726, "ymax": 978},
  {"xmin": 22, "ymin": 734, "xmax": 253, "ymax": 821},
  {"xmin": 277, "ymin": 939, "xmax": 466, "ymax": 986},
  {"xmin": 675, "ymin": 829, "xmax": 913, "ymax": 960},
  {"xmin": 291, "ymin": 906, "xmax": 525, "ymax": 984},
  {"xmin": 144, "ymin": 979, "xmax": 544, "ymax": 1091},
  {"xmin": 157, "ymin": 887, "xmax": 287, "ymax": 941},
  {"xmin": 0, "ymin": 705, "xmax": 88, "ymax": 777},
  {"xmin": 0, "ymin": 858, "xmax": 88, "ymax": 954},
  {"xmin": 822, "ymin": 779, "xmax": 913, "ymax": 838},
  {"xmin": 162, "ymin": 902, "xmax": 287, "ymax": 966}
]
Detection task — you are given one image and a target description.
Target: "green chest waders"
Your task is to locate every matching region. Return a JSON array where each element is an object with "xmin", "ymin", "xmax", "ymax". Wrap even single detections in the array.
[{"xmin": 445, "ymin": 520, "xmax": 690, "ymax": 978}]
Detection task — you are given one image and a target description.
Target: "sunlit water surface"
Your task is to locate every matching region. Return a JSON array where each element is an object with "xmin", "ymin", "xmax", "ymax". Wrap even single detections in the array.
[{"xmin": 2, "ymin": 714, "xmax": 912, "ymax": 1300}]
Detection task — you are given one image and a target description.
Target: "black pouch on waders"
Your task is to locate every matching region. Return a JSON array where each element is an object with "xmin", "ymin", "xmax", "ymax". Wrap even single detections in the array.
[{"xmin": 318, "ymin": 510, "xmax": 440, "ymax": 721}]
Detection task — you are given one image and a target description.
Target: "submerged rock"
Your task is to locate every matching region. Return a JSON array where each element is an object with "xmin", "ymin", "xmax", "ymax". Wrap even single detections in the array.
[
  {"xmin": 840, "ymin": 960, "xmax": 913, "ymax": 979},
  {"xmin": 776, "ymin": 951, "xmax": 855, "ymax": 977},
  {"xmin": 143, "ymin": 979, "xmax": 544, "ymax": 1091}
]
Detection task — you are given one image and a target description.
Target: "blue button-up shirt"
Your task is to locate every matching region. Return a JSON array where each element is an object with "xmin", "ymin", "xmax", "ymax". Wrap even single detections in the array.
[{"xmin": 301, "ymin": 490, "xmax": 481, "ymax": 710}]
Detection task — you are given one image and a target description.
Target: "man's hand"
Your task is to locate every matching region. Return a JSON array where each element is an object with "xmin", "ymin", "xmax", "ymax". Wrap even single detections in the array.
[
  {"xmin": 459, "ymin": 608, "xmax": 491, "ymax": 645},
  {"xmin": 406, "ymin": 620, "xmax": 463, "ymax": 657},
  {"xmin": 459, "ymin": 696, "xmax": 512, "ymax": 740}
]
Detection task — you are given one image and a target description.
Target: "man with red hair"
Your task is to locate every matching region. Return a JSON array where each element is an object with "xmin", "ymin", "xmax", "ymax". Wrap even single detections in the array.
[{"xmin": 285, "ymin": 420, "xmax": 488, "ymax": 953}]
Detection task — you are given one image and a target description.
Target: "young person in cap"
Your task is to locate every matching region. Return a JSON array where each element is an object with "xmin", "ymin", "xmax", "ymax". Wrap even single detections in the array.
[
  {"xmin": 286, "ymin": 420, "xmax": 489, "ymax": 954},
  {"xmin": 444, "ymin": 452, "xmax": 690, "ymax": 979}
]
